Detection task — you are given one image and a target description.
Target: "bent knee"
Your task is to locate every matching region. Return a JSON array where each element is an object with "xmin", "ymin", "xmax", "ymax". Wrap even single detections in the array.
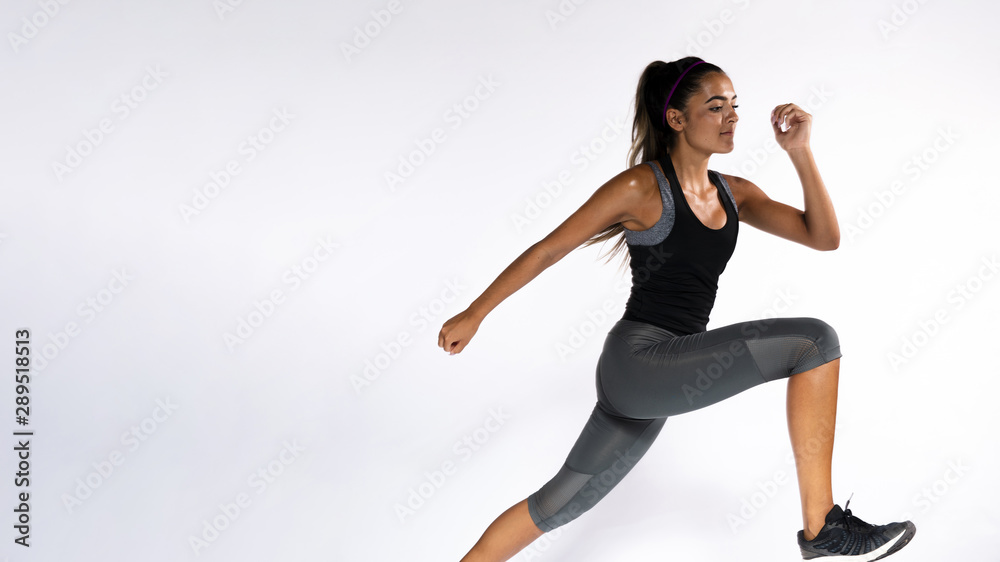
[
  {"xmin": 745, "ymin": 317, "xmax": 842, "ymax": 379},
  {"xmin": 802, "ymin": 317, "xmax": 840, "ymax": 360},
  {"xmin": 787, "ymin": 317, "xmax": 841, "ymax": 375}
]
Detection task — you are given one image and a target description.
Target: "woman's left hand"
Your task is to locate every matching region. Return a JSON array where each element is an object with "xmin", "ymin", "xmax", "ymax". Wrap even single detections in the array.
[{"xmin": 771, "ymin": 103, "xmax": 811, "ymax": 152}]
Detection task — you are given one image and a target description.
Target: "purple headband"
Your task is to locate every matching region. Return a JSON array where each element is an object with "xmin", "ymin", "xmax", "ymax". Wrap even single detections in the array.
[{"xmin": 661, "ymin": 61, "xmax": 705, "ymax": 126}]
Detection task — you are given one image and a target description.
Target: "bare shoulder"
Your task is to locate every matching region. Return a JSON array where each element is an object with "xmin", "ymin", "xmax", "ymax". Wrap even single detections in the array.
[
  {"xmin": 534, "ymin": 161, "xmax": 663, "ymax": 259},
  {"xmin": 616, "ymin": 161, "xmax": 661, "ymax": 228},
  {"xmin": 617, "ymin": 161, "xmax": 658, "ymax": 193},
  {"xmin": 594, "ymin": 161, "xmax": 661, "ymax": 216}
]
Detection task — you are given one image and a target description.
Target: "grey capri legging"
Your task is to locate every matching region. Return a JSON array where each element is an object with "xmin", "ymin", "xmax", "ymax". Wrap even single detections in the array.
[{"xmin": 526, "ymin": 316, "xmax": 842, "ymax": 533}]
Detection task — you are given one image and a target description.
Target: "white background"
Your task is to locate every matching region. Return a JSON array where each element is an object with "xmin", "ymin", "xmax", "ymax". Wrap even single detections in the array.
[{"xmin": 1, "ymin": 0, "xmax": 997, "ymax": 561}]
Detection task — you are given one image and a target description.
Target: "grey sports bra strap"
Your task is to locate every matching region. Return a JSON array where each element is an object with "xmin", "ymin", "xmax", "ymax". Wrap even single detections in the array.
[
  {"xmin": 658, "ymin": 154, "xmax": 739, "ymax": 218},
  {"xmin": 622, "ymin": 162, "xmax": 675, "ymax": 246},
  {"xmin": 710, "ymin": 170, "xmax": 739, "ymax": 216}
]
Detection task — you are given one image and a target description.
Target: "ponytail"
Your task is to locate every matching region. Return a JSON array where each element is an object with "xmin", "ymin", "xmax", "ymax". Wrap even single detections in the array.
[{"xmin": 581, "ymin": 57, "xmax": 725, "ymax": 274}]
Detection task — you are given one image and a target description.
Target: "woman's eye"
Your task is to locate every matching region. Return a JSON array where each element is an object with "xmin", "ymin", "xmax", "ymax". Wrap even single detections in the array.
[{"xmin": 732, "ymin": 105, "xmax": 739, "ymax": 109}]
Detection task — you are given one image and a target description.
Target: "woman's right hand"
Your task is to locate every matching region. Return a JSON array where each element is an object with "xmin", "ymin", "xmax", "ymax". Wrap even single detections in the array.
[{"xmin": 438, "ymin": 308, "xmax": 482, "ymax": 355}]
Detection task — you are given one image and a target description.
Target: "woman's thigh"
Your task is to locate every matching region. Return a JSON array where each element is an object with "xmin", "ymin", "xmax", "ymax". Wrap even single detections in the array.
[{"xmin": 596, "ymin": 317, "xmax": 842, "ymax": 419}]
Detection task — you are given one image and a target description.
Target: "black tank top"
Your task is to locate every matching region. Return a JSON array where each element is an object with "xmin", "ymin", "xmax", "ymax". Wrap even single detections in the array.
[{"xmin": 620, "ymin": 154, "xmax": 739, "ymax": 335}]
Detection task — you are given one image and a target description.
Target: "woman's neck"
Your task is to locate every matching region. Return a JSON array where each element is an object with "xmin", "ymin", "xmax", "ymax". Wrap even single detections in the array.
[{"xmin": 667, "ymin": 144, "xmax": 713, "ymax": 195}]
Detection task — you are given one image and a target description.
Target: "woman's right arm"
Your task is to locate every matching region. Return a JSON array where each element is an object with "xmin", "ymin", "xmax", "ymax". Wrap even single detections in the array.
[{"xmin": 437, "ymin": 165, "xmax": 651, "ymax": 355}]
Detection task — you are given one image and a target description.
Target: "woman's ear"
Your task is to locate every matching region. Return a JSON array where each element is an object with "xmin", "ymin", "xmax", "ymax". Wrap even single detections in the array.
[{"xmin": 665, "ymin": 108, "xmax": 685, "ymax": 133}]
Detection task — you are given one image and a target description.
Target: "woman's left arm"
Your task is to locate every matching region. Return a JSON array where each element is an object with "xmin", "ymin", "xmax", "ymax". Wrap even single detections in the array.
[{"xmin": 729, "ymin": 103, "xmax": 840, "ymax": 251}]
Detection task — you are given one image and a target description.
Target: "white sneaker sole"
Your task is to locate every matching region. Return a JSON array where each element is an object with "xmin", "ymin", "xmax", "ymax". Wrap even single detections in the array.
[{"xmin": 802, "ymin": 522, "xmax": 915, "ymax": 560}]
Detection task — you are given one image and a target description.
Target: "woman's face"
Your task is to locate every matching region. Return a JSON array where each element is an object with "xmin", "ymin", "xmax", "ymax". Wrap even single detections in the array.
[{"xmin": 667, "ymin": 72, "xmax": 739, "ymax": 154}]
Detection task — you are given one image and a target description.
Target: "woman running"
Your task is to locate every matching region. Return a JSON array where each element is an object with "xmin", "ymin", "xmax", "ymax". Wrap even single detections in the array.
[{"xmin": 437, "ymin": 57, "xmax": 916, "ymax": 561}]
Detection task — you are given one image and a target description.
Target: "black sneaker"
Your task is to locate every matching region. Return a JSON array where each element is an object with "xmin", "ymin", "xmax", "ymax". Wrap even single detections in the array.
[{"xmin": 797, "ymin": 499, "xmax": 916, "ymax": 560}]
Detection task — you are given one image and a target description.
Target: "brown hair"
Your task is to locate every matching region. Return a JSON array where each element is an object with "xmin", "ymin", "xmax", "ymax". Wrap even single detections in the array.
[{"xmin": 580, "ymin": 57, "xmax": 725, "ymax": 274}]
